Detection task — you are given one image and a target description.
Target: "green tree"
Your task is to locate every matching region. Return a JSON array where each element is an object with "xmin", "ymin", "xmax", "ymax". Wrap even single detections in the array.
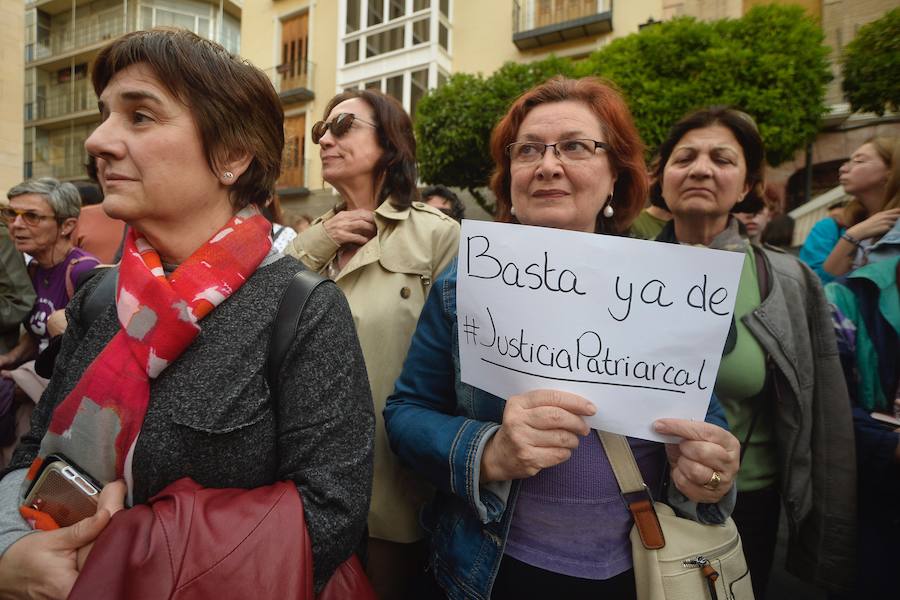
[
  {"xmin": 416, "ymin": 5, "xmax": 831, "ymax": 214},
  {"xmin": 841, "ymin": 8, "xmax": 900, "ymax": 116},
  {"xmin": 415, "ymin": 58, "xmax": 573, "ymax": 214},
  {"xmin": 577, "ymin": 5, "xmax": 831, "ymax": 165}
]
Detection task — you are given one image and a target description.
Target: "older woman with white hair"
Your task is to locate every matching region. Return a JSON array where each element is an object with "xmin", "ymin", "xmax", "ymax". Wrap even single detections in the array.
[
  {"xmin": 0, "ymin": 178, "xmax": 99, "ymax": 465},
  {"xmin": 0, "ymin": 178, "xmax": 99, "ymax": 367}
]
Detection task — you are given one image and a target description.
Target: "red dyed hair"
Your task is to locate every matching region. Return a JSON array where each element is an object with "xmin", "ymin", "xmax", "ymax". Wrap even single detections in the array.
[{"xmin": 489, "ymin": 76, "xmax": 648, "ymax": 234}]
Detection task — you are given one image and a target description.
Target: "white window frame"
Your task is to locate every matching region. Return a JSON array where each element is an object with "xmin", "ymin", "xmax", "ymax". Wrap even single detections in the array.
[{"xmin": 338, "ymin": 0, "xmax": 452, "ymax": 115}]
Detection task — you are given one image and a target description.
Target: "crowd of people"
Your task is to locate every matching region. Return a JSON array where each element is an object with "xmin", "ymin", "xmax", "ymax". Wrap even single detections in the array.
[{"xmin": 0, "ymin": 27, "xmax": 895, "ymax": 600}]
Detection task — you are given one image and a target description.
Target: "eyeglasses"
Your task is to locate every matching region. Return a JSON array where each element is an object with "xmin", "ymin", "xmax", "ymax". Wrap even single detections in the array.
[
  {"xmin": 506, "ymin": 139, "xmax": 610, "ymax": 164},
  {"xmin": 0, "ymin": 207, "xmax": 57, "ymax": 226},
  {"xmin": 311, "ymin": 113, "xmax": 377, "ymax": 144}
]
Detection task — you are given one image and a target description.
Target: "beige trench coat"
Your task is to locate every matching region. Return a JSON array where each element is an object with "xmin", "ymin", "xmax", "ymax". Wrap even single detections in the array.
[{"xmin": 286, "ymin": 200, "xmax": 460, "ymax": 542}]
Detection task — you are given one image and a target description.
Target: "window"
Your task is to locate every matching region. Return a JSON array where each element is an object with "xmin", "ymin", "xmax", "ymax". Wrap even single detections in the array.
[
  {"xmin": 345, "ymin": 39, "xmax": 360, "ymax": 64},
  {"xmin": 342, "ymin": 1, "xmax": 452, "ymax": 65},
  {"xmin": 366, "ymin": 25, "xmax": 404, "ymax": 58},
  {"xmin": 154, "ymin": 9, "xmax": 196, "ymax": 30},
  {"xmin": 410, "ymin": 68, "xmax": 428, "ymax": 118},
  {"xmin": 138, "ymin": 2, "xmax": 238, "ymax": 53},
  {"xmin": 386, "ymin": 75, "xmax": 404, "ymax": 103},
  {"xmin": 349, "ymin": 67, "xmax": 436, "ymax": 118},
  {"xmin": 220, "ymin": 14, "xmax": 241, "ymax": 54},
  {"xmin": 438, "ymin": 22, "xmax": 448, "ymax": 50},
  {"xmin": 389, "ymin": 0, "xmax": 405, "ymax": 19},
  {"xmin": 367, "ymin": 0, "xmax": 383, "ymax": 26},
  {"xmin": 347, "ymin": 0, "xmax": 361, "ymax": 32},
  {"xmin": 412, "ymin": 18, "xmax": 430, "ymax": 45},
  {"xmin": 340, "ymin": 1, "xmax": 450, "ymax": 113}
]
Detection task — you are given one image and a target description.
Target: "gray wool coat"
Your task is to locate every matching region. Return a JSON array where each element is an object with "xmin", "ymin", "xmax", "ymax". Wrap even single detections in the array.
[{"xmin": 1, "ymin": 255, "xmax": 375, "ymax": 589}]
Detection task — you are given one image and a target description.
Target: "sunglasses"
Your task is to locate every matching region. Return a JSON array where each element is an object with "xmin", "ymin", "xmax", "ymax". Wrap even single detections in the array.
[
  {"xmin": 311, "ymin": 113, "xmax": 377, "ymax": 144},
  {"xmin": 0, "ymin": 207, "xmax": 57, "ymax": 227}
]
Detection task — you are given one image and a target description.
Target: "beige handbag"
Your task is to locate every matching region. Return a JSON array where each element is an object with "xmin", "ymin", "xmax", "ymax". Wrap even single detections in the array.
[{"xmin": 597, "ymin": 431, "xmax": 754, "ymax": 600}]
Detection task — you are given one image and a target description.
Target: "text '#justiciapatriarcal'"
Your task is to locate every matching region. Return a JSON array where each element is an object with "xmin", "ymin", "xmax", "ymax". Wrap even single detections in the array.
[{"xmin": 461, "ymin": 306, "xmax": 710, "ymax": 395}]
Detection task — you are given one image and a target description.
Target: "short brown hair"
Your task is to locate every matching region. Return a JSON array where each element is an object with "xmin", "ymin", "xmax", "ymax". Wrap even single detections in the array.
[
  {"xmin": 322, "ymin": 89, "xmax": 418, "ymax": 209},
  {"xmin": 91, "ymin": 28, "xmax": 284, "ymax": 209},
  {"xmin": 489, "ymin": 77, "xmax": 648, "ymax": 234},
  {"xmin": 653, "ymin": 106, "xmax": 766, "ymax": 215}
]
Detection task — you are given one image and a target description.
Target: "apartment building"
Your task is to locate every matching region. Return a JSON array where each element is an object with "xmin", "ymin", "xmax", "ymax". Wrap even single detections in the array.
[
  {"xmin": 1, "ymin": 0, "xmax": 24, "ymax": 194},
  {"xmin": 16, "ymin": 0, "xmax": 894, "ymax": 214},
  {"xmin": 241, "ymin": 0, "xmax": 674, "ymax": 213},
  {"xmin": 21, "ymin": 0, "xmax": 241, "ymax": 183}
]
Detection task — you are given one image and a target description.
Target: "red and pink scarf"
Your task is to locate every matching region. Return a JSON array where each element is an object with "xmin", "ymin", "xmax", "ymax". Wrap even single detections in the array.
[{"xmin": 22, "ymin": 207, "xmax": 272, "ymax": 520}]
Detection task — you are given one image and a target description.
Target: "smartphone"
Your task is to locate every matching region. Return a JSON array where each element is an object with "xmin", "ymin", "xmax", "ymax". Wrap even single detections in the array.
[{"xmin": 22, "ymin": 454, "xmax": 101, "ymax": 528}]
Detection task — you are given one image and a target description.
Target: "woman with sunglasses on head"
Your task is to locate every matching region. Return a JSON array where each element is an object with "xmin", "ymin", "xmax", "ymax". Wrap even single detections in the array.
[
  {"xmin": 384, "ymin": 77, "xmax": 740, "ymax": 600},
  {"xmin": 286, "ymin": 90, "xmax": 459, "ymax": 600},
  {"xmin": 0, "ymin": 179, "xmax": 99, "ymax": 372},
  {"xmin": 0, "ymin": 30, "xmax": 373, "ymax": 600}
]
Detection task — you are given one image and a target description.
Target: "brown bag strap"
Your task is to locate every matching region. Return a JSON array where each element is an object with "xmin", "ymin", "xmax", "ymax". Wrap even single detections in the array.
[{"xmin": 596, "ymin": 430, "xmax": 665, "ymax": 550}]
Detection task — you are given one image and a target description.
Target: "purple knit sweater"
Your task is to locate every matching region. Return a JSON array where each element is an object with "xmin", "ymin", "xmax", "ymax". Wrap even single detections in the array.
[{"xmin": 503, "ymin": 432, "xmax": 665, "ymax": 579}]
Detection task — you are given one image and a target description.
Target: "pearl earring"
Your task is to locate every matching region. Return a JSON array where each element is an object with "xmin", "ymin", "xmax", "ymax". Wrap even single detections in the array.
[
  {"xmin": 510, "ymin": 206, "xmax": 516, "ymax": 216},
  {"xmin": 223, "ymin": 171, "xmax": 234, "ymax": 180},
  {"xmin": 602, "ymin": 196, "xmax": 614, "ymax": 218}
]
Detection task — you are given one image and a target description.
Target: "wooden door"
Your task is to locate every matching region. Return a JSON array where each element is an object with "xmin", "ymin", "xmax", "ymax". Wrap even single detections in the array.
[
  {"xmin": 281, "ymin": 13, "xmax": 309, "ymax": 91},
  {"xmin": 279, "ymin": 114, "xmax": 306, "ymax": 189}
]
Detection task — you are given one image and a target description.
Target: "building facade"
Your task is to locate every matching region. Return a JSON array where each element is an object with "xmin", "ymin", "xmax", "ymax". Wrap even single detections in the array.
[
  {"xmin": 1, "ymin": 0, "xmax": 24, "ymax": 195},
  {"xmin": 15, "ymin": 0, "xmax": 896, "ymax": 217},
  {"xmin": 244, "ymin": 0, "xmax": 899, "ymax": 219},
  {"xmin": 241, "ymin": 0, "xmax": 678, "ymax": 216},
  {"xmin": 771, "ymin": 0, "xmax": 900, "ymax": 212},
  {"xmin": 21, "ymin": 0, "xmax": 241, "ymax": 183}
]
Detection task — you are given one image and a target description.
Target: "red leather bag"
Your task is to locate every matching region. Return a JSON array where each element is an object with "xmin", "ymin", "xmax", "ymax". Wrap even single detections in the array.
[
  {"xmin": 320, "ymin": 553, "xmax": 376, "ymax": 600},
  {"xmin": 70, "ymin": 479, "xmax": 375, "ymax": 600}
]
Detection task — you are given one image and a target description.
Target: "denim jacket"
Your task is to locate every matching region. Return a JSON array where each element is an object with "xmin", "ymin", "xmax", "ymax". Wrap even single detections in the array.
[{"xmin": 384, "ymin": 259, "xmax": 735, "ymax": 600}]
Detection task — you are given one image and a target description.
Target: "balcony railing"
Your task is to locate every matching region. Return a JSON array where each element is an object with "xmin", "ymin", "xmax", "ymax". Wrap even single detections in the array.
[
  {"xmin": 263, "ymin": 61, "xmax": 316, "ymax": 104},
  {"xmin": 29, "ymin": 79, "xmax": 97, "ymax": 122},
  {"xmin": 513, "ymin": 0, "xmax": 612, "ymax": 50},
  {"xmin": 31, "ymin": 7, "xmax": 125, "ymax": 62}
]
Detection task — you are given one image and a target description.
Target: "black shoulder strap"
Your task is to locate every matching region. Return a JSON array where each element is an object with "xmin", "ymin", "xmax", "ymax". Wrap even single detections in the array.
[
  {"xmin": 80, "ymin": 264, "xmax": 327, "ymax": 395},
  {"xmin": 271, "ymin": 223, "xmax": 286, "ymax": 243},
  {"xmin": 267, "ymin": 268, "xmax": 329, "ymax": 395},
  {"xmin": 82, "ymin": 265, "xmax": 118, "ymax": 327}
]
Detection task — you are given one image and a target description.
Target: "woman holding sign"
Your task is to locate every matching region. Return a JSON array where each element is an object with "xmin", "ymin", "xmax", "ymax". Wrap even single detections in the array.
[
  {"xmin": 384, "ymin": 77, "xmax": 741, "ymax": 600},
  {"xmin": 653, "ymin": 107, "xmax": 856, "ymax": 596}
]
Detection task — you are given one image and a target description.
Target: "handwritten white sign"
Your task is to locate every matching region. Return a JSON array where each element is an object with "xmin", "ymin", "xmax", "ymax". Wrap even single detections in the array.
[{"xmin": 456, "ymin": 220, "xmax": 745, "ymax": 442}]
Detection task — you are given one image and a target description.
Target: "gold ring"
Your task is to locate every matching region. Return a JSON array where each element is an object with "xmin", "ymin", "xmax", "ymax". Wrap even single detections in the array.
[{"xmin": 703, "ymin": 470, "xmax": 722, "ymax": 491}]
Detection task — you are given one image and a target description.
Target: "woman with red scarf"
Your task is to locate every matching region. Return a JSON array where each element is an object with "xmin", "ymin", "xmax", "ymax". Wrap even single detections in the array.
[{"xmin": 0, "ymin": 30, "xmax": 374, "ymax": 599}]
